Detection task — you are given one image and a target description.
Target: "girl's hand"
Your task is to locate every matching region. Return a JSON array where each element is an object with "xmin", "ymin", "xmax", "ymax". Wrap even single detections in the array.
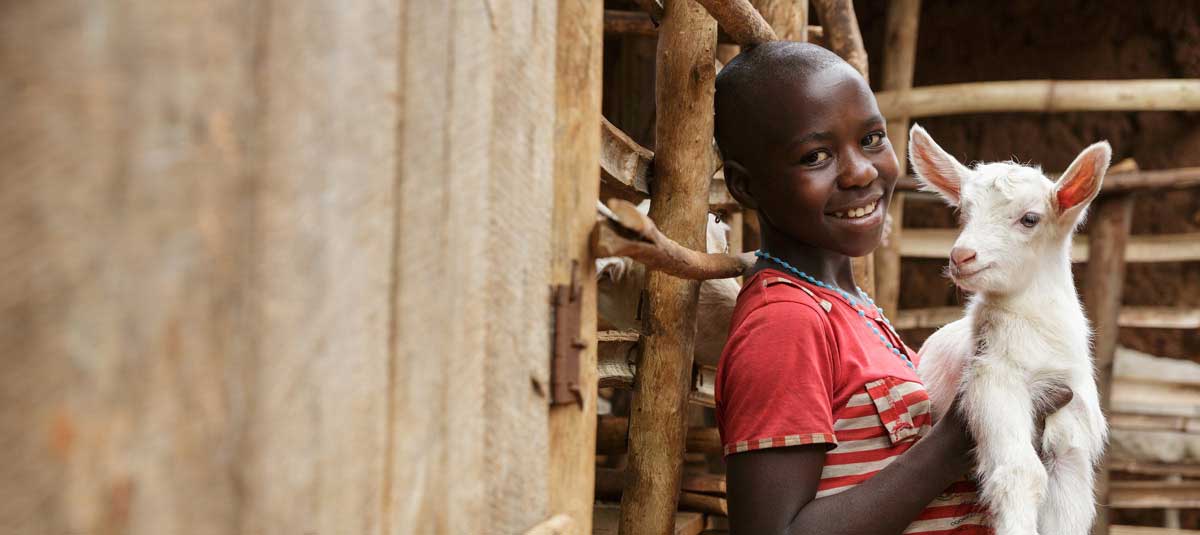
[{"xmin": 1033, "ymin": 383, "xmax": 1074, "ymax": 456}]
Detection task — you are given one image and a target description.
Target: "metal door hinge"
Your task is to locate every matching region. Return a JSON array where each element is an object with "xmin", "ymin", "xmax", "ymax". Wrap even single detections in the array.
[{"xmin": 550, "ymin": 261, "xmax": 585, "ymax": 406}]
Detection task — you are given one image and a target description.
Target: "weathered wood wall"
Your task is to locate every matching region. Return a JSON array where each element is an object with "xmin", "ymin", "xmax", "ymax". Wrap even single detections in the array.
[{"xmin": 1, "ymin": 1, "xmax": 563, "ymax": 533}]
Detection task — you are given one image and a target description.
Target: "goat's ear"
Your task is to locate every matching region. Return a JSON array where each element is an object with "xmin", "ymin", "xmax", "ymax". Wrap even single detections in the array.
[
  {"xmin": 1052, "ymin": 141, "xmax": 1111, "ymax": 221},
  {"xmin": 908, "ymin": 124, "xmax": 969, "ymax": 206}
]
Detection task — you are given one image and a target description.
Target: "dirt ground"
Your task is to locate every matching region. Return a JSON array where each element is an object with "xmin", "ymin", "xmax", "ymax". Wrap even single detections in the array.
[{"xmin": 855, "ymin": 0, "xmax": 1200, "ymax": 363}]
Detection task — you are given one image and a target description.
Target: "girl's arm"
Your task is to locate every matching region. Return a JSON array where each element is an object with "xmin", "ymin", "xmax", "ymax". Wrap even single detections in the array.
[{"xmin": 727, "ymin": 387, "xmax": 1072, "ymax": 535}]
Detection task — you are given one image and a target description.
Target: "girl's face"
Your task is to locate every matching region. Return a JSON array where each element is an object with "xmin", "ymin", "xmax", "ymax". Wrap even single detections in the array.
[{"xmin": 746, "ymin": 64, "xmax": 900, "ymax": 258}]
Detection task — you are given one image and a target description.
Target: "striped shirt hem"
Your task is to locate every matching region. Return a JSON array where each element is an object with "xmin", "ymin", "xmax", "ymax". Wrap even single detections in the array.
[{"xmin": 723, "ymin": 432, "xmax": 837, "ymax": 455}]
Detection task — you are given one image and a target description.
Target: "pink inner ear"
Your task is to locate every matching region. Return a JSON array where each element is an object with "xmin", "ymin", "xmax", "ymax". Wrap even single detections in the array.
[
  {"xmin": 914, "ymin": 144, "xmax": 961, "ymax": 197},
  {"xmin": 1056, "ymin": 157, "xmax": 1097, "ymax": 211}
]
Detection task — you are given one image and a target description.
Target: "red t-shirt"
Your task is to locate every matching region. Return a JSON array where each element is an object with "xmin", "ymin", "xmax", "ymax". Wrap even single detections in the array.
[{"xmin": 716, "ymin": 268, "xmax": 990, "ymax": 534}]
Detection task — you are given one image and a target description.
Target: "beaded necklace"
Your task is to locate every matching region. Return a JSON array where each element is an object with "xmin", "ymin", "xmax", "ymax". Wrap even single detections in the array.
[{"xmin": 756, "ymin": 250, "xmax": 914, "ymax": 370}]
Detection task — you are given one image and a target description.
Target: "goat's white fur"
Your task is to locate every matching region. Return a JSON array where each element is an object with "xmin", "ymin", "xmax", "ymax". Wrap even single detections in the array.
[{"xmin": 910, "ymin": 124, "xmax": 1110, "ymax": 535}]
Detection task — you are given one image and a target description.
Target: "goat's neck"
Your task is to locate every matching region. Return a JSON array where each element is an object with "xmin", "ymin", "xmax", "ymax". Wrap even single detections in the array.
[{"xmin": 977, "ymin": 244, "xmax": 1080, "ymax": 322}]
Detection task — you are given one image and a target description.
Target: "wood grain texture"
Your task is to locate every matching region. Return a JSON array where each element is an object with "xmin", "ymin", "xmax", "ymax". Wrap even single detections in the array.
[
  {"xmin": 750, "ymin": 0, "xmax": 808, "ymax": 41},
  {"xmin": 875, "ymin": 80, "xmax": 1200, "ymax": 119},
  {"xmin": 1082, "ymin": 194, "xmax": 1134, "ymax": 535},
  {"xmin": 694, "ymin": 0, "xmax": 777, "ymax": 46},
  {"xmin": 811, "ymin": 0, "xmax": 868, "ymax": 80},
  {"xmin": 873, "ymin": 0, "xmax": 920, "ymax": 315},
  {"xmin": 548, "ymin": 1, "xmax": 604, "ymax": 532},
  {"xmin": 1, "ymin": 1, "xmax": 559, "ymax": 534},
  {"xmin": 619, "ymin": 0, "xmax": 718, "ymax": 532}
]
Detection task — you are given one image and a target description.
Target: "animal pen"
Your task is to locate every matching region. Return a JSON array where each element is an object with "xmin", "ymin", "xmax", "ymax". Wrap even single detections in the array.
[{"xmin": 3, "ymin": 1, "xmax": 1200, "ymax": 535}]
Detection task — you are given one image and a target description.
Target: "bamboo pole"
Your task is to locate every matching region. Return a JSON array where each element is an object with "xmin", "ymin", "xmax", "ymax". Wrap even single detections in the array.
[
  {"xmin": 694, "ymin": 0, "xmax": 777, "ymax": 46},
  {"xmin": 619, "ymin": 0, "xmax": 717, "ymax": 532},
  {"xmin": 875, "ymin": 79, "xmax": 1200, "ymax": 119},
  {"xmin": 874, "ymin": 0, "xmax": 920, "ymax": 317},
  {"xmin": 548, "ymin": 1, "xmax": 604, "ymax": 532},
  {"xmin": 811, "ymin": 0, "xmax": 869, "ymax": 80},
  {"xmin": 1083, "ymin": 193, "xmax": 1135, "ymax": 535}
]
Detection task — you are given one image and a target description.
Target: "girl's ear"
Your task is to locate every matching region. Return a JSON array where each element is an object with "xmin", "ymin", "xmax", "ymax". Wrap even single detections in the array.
[
  {"xmin": 1052, "ymin": 141, "xmax": 1111, "ymax": 224},
  {"xmin": 723, "ymin": 160, "xmax": 758, "ymax": 210},
  {"xmin": 908, "ymin": 124, "xmax": 970, "ymax": 207}
]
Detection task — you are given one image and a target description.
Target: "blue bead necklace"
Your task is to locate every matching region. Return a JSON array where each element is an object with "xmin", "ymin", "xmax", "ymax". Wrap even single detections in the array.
[{"xmin": 756, "ymin": 250, "xmax": 914, "ymax": 370}]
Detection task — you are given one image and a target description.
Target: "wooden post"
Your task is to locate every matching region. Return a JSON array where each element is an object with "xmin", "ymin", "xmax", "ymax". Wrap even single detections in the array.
[
  {"xmin": 874, "ymin": 0, "xmax": 920, "ymax": 316},
  {"xmin": 751, "ymin": 0, "xmax": 809, "ymax": 41},
  {"xmin": 1083, "ymin": 193, "xmax": 1135, "ymax": 535},
  {"xmin": 549, "ymin": 0, "xmax": 604, "ymax": 533},
  {"xmin": 619, "ymin": 0, "xmax": 717, "ymax": 533},
  {"xmin": 812, "ymin": 0, "xmax": 874, "ymax": 292}
]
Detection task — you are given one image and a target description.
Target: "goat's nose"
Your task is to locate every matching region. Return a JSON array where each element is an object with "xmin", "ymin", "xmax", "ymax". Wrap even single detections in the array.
[{"xmin": 950, "ymin": 247, "xmax": 977, "ymax": 267}]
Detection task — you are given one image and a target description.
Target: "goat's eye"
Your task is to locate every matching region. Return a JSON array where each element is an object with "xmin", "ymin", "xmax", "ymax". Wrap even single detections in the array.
[
  {"xmin": 1020, "ymin": 212, "xmax": 1041, "ymax": 228},
  {"xmin": 862, "ymin": 131, "xmax": 885, "ymax": 148}
]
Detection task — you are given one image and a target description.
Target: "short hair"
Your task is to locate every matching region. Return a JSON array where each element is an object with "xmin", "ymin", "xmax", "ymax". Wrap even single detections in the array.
[{"xmin": 714, "ymin": 42, "xmax": 848, "ymax": 162}]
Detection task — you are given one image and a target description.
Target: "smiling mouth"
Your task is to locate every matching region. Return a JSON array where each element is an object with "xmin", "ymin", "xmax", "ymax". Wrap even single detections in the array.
[{"xmin": 828, "ymin": 200, "xmax": 879, "ymax": 220}]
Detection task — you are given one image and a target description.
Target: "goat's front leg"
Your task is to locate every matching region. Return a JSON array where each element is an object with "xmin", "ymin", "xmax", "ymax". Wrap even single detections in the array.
[{"xmin": 961, "ymin": 359, "xmax": 1046, "ymax": 535}]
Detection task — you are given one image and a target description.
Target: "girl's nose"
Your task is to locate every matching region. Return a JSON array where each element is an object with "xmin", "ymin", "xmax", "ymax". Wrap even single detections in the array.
[{"xmin": 838, "ymin": 152, "xmax": 878, "ymax": 189}]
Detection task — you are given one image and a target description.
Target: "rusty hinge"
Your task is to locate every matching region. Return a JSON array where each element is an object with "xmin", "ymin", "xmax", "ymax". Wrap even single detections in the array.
[{"xmin": 550, "ymin": 261, "xmax": 586, "ymax": 406}]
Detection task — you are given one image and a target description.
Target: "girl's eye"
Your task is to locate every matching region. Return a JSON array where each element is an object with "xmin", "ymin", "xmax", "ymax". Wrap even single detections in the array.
[
  {"xmin": 1020, "ymin": 212, "xmax": 1041, "ymax": 228},
  {"xmin": 862, "ymin": 131, "xmax": 885, "ymax": 148},
  {"xmin": 800, "ymin": 150, "xmax": 831, "ymax": 166}
]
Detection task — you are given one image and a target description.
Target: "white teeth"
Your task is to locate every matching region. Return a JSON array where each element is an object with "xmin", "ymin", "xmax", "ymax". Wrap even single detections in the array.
[{"xmin": 833, "ymin": 201, "xmax": 877, "ymax": 219}]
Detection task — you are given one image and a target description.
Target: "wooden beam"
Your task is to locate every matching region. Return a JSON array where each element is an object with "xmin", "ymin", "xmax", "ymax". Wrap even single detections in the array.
[
  {"xmin": 1111, "ymin": 527, "xmax": 1200, "ymax": 535},
  {"xmin": 1109, "ymin": 460, "xmax": 1200, "ymax": 479},
  {"xmin": 679, "ymin": 491, "xmax": 729, "ymax": 516},
  {"xmin": 604, "ymin": 9, "xmax": 823, "ymax": 45},
  {"xmin": 1110, "ymin": 413, "xmax": 1200, "ymax": 435},
  {"xmin": 596, "ymin": 416, "xmax": 724, "ymax": 456},
  {"xmin": 596, "ymin": 199, "xmax": 755, "ymax": 280},
  {"xmin": 1109, "ymin": 480, "xmax": 1200, "ymax": 509},
  {"xmin": 598, "ymin": 330, "xmax": 639, "ymax": 388},
  {"xmin": 694, "ymin": 0, "xmax": 777, "ymax": 46},
  {"xmin": 811, "ymin": 0, "xmax": 869, "ymax": 80},
  {"xmin": 620, "ymin": 0, "xmax": 718, "ymax": 531},
  {"xmin": 1084, "ymin": 193, "xmax": 1134, "ymax": 535},
  {"xmin": 875, "ymin": 79, "xmax": 1200, "ymax": 119},
  {"xmin": 750, "ymin": 0, "xmax": 808, "ymax": 41},
  {"xmin": 898, "ymin": 166, "xmax": 1200, "ymax": 195},
  {"xmin": 874, "ymin": 0, "xmax": 920, "ymax": 318},
  {"xmin": 896, "ymin": 306, "xmax": 1200, "ymax": 331},
  {"xmin": 898, "ymin": 229, "xmax": 1200, "ymax": 263},
  {"xmin": 549, "ymin": 2, "xmax": 605, "ymax": 532}
]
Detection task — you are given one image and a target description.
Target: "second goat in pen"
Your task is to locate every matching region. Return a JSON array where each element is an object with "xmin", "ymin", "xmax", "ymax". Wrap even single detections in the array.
[{"xmin": 910, "ymin": 124, "xmax": 1110, "ymax": 535}]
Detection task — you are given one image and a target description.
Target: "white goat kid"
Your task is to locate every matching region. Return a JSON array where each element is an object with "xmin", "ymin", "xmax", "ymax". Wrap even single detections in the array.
[{"xmin": 909, "ymin": 125, "xmax": 1110, "ymax": 535}]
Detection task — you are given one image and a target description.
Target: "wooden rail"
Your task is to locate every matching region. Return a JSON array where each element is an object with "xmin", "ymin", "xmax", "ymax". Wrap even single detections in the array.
[
  {"xmin": 603, "ymin": 9, "xmax": 823, "ymax": 45},
  {"xmin": 600, "ymin": 117, "xmax": 734, "ymax": 208},
  {"xmin": 894, "ymin": 306, "xmax": 1200, "ymax": 331},
  {"xmin": 897, "ymin": 229, "xmax": 1200, "ymax": 263},
  {"xmin": 896, "ymin": 166, "xmax": 1200, "ymax": 194},
  {"xmin": 875, "ymin": 79, "xmax": 1200, "ymax": 119}
]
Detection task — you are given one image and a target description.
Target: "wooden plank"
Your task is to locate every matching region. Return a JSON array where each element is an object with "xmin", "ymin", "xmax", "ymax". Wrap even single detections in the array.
[
  {"xmin": 681, "ymin": 473, "xmax": 728, "ymax": 496},
  {"xmin": 548, "ymin": 1, "xmax": 604, "ymax": 532},
  {"xmin": 679, "ymin": 491, "xmax": 729, "ymax": 516},
  {"xmin": 1111, "ymin": 527, "xmax": 1200, "ymax": 535},
  {"xmin": 0, "ymin": 1, "xmax": 435, "ymax": 533},
  {"xmin": 899, "ymin": 229, "xmax": 1200, "ymax": 263},
  {"xmin": 875, "ymin": 80, "xmax": 1200, "ymax": 119},
  {"xmin": 1109, "ymin": 480, "xmax": 1200, "ymax": 509},
  {"xmin": 898, "ymin": 166, "xmax": 1200, "ymax": 195},
  {"xmin": 1110, "ymin": 413, "xmax": 1200, "ymax": 435},
  {"xmin": 1109, "ymin": 460, "xmax": 1200, "ymax": 479},
  {"xmin": 620, "ymin": 0, "xmax": 718, "ymax": 531},
  {"xmin": 1083, "ymin": 194, "xmax": 1134, "ymax": 535}
]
